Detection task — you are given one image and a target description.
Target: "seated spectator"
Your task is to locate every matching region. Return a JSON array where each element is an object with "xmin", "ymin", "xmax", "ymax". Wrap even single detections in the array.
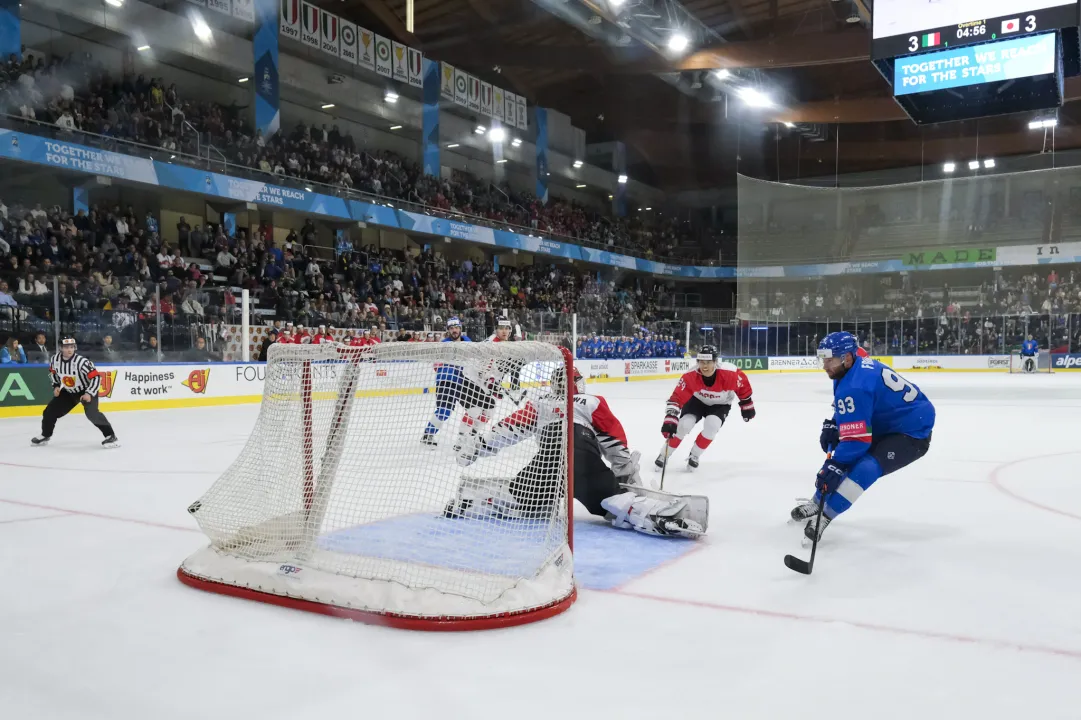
[{"xmin": 1, "ymin": 337, "xmax": 26, "ymax": 364}]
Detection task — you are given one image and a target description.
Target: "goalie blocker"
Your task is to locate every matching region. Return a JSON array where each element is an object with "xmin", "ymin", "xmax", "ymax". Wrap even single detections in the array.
[{"xmin": 449, "ymin": 367, "xmax": 708, "ymax": 539}]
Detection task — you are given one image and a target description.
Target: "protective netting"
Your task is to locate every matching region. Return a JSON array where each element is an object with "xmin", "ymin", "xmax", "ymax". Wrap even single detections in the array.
[
  {"xmin": 180, "ymin": 341, "xmax": 575, "ymax": 625},
  {"xmin": 734, "ymin": 167, "xmax": 1081, "ymax": 356}
]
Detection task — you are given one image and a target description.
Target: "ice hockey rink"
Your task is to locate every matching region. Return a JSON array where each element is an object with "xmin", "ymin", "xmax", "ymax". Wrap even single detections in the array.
[{"xmin": 1, "ymin": 371, "xmax": 1079, "ymax": 720}]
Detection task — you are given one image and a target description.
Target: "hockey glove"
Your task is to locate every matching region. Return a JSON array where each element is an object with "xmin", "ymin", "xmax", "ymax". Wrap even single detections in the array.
[
  {"xmin": 815, "ymin": 458, "xmax": 850, "ymax": 494},
  {"xmin": 661, "ymin": 403, "xmax": 680, "ymax": 438},
  {"xmin": 819, "ymin": 418, "xmax": 839, "ymax": 454},
  {"xmin": 738, "ymin": 397, "xmax": 755, "ymax": 422}
]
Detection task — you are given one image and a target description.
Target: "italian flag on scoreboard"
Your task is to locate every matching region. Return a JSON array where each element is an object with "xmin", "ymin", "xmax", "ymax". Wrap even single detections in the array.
[{"xmin": 922, "ymin": 31, "xmax": 941, "ymax": 48}]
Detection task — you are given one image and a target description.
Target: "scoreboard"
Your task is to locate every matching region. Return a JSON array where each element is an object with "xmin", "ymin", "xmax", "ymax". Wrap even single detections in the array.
[
  {"xmin": 872, "ymin": 0, "xmax": 1079, "ymax": 60},
  {"xmin": 871, "ymin": 0, "xmax": 1080, "ymax": 123}
]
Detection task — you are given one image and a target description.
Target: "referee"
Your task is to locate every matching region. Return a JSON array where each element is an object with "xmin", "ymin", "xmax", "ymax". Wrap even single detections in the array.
[{"xmin": 32, "ymin": 337, "xmax": 119, "ymax": 448}]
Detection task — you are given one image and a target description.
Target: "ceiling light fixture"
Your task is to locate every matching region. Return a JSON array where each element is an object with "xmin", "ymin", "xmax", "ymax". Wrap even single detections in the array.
[
  {"xmin": 384, "ymin": 91, "xmax": 398, "ymax": 104},
  {"xmin": 576, "ymin": 184, "xmax": 586, "ymax": 188},
  {"xmin": 238, "ymin": 77, "xmax": 249, "ymax": 83},
  {"xmin": 389, "ymin": 125, "xmax": 402, "ymax": 130},
  {"xmin": 573, "ymin": 159, "xmax": 583, "ymax": 168},
  {"xmin": 739, "ymin": 87, "xmax": 772, "ymax": 108},
  {"xmin": 488, "ymin": 127, "xmax": 506, "ymax": 143},
  {"xmin": 943, "ymin": 162, "xmax": 956, "ymax": 173},
  {"xmin": 968, "ymin": 160, "xmax": 980, "ymax": 170},
  {"xmin": 667, "ymin": 32, "xmax": 689, "ymax": 53},
  {"xmin": 321, "ymin": 103, "xmax": 335, "ymax": 109},
  {"xmin": 137, "ymin": 45, "xmax": 151, "ymax": 52},
  {"xmin": 617, "ymin": 174, "xmax": 628, "ymax": 184},
  {"xmin": 511, "ymin": 137, "xmax": 522, "ymax": 147},
  {"xmin": 446, "ymin": 143, "xmax": 459, "ymax": 148}
]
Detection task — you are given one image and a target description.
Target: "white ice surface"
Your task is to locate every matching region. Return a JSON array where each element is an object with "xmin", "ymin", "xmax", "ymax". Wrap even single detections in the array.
[{"xmin": 1, "ymin": 371, "xmax": 1079, "ymax": 719}]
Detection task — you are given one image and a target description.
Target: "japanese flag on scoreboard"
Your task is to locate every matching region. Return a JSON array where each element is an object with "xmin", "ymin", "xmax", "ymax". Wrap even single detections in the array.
[
  {"xmin": 493, "ymin": 86, "xmax": 505, "ymax": 121},
  {"xmin": 441, "ymin": 62, "xmax": 455, "ymax": 101},
  {"xmin": 408, "ymin": 48, "xmax": 423, "ymax": 88},
  {"xmin": 480, "ymin": 81, "xmax": 493, "ymax": 116},
  {"xmin": 375, "ymin": 35, "xmax": 393, "ymax": 78}
]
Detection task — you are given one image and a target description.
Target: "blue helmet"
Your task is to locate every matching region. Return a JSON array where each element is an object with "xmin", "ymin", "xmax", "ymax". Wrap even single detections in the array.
[{"xmin": 817, "ymin": 331, "xmax": 858, "ymax": 360}]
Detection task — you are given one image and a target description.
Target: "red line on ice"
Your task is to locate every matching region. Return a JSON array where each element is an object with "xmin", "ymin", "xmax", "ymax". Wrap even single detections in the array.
[
  {"xmin": 0, "ymin": 498, "xmax": 198, "ymax": 533},
  {"xmin": 987, "ymin": 450, "xmax": 1081, "ymax": 522},
  {"xmin": 605, "ymin": 589, "xmax": 1081, "ymax": 661}
]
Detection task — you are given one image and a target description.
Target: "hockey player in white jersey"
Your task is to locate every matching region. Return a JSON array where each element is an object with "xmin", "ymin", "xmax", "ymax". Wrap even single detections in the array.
[{"xmin": 451, "ymin": 366, "xmax": 708, "ymax": 538}]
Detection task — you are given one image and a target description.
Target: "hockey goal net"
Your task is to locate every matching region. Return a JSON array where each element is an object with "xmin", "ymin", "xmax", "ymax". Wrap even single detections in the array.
[
  {"xmin": 179, "ymin": 341, "xmax": 576, "ymax": 630},
  {"xmin": 1009, "ymin": 350, "xmax": 1054, "ymax": 374}
]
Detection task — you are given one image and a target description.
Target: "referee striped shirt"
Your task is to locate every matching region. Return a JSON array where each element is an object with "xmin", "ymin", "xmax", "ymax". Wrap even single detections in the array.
[{"xmin": 50, "ymin": 352, "xmax": 102, "ymax": 396}]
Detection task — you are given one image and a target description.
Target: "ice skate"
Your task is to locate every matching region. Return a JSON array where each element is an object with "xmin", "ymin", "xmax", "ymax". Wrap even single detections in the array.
[
  {"xmin": 101, "ymin": 435, "xmax": 120, "ymax": 449},
  {"xmin": 421, "ymin": 432, "xmax": 438, "ymax": 447},
  {"xmin": 30, "ymin": 435, "xmax": 50, "ymax": 446},
  {"xmin": 687, "ymin": 454, "xmax": 700, "ymax": 470},
  {"xmin": 790, "ymin": 499, "xmax": 818, "ymax": 522},
  {"xmin": 802, "ymin": 513, "xmax": 831, "ymax": 545}
]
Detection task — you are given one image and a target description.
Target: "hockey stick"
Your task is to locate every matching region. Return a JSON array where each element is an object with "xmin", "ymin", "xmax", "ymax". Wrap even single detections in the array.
[
  {"xmin": 659, "ymin": 440, "xmax": 671, "ymax": 491},
  {"xmin": 784, "ymin": 492, "xmax": 825, "ymax": 575}
]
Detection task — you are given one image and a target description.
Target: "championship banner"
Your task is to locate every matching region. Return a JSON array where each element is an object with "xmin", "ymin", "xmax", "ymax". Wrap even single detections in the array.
[
  {"xmin": 207, "ymin": 0, "xmax": 232, "ymax": 16},
  {"xmin": 516, "ymin": 94, "xmax": 528, "ymax": 131},
  {"xmin": 0, "ymin": 0, "xmax": 18, "ymax": 62},
  {"xmin": 408, "ymin": 48, "xmax": 423, "ymax": 88},
  {"xmin": 358, "ymin": 27, "xmax": 375, "ymax": 69},
  {"xmin": 279, "ymin": 0, "xmax": 299, "ymax": 41},
  {"xmin": 493, "ymin": 86, "xmax": 505, "ymax": 121},
  {"xmin": 392, "ymin": 41, "xmax": 409, "ymax": 82},
  {"xmin": 468, "ymin": 75, "xmax": 481, "ymax": 111},
  {"xmin": 422, "ymin": 57, "xmax": 441, "ymax": 178},
  {"xmin": 504, "ymin": 91, "xmax": 518, "ymax": 128},
  {"xmin": 319, "ymin": 10, "xmax": 339, "ymax": 57},
  {"xmin": 454, "ymin": 68, "xmax": 468, "ymax": 105},
  {"xmin": 480, "ymin": 81, "xmax": 493, "ymax": 116},
  {"xmin": 535, "ymin": 107, "xmax": 549, "ymax": 205},
  {"xmin": 374, "ymin": 35, "xmax": 392, "ymax": 78},
  {"xmin": 232, "ymin": 0, "xmax": 255, "ymax": 22},
  {"xmin": 339, "ymin": 20, "xmax": 358, "ymax": 64},
  {"xmin": 300, "ymin": 1, "xmax": 320, "ymax": 49},
  {"xmin": 254, "ymin": 0, "xmax": 281, "ymax": 138},
  {"xmin": 441, "ymin": 62, "xmax": 455, "ymax": 101}
]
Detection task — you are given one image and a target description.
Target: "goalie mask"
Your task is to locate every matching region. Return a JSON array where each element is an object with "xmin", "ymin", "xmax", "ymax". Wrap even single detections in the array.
[{"xmin": 550, "ymin": 366, "xmax": 584, "ymax": 397}]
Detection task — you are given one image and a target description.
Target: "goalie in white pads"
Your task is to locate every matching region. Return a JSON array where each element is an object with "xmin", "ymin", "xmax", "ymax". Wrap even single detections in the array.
[{"xmin": 451, "ymin": 366, "xmax": 708, "ymax": 538}]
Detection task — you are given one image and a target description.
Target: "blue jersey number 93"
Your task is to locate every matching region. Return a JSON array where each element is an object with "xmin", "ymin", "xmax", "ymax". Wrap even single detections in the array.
[{"xmin": 881, "ymin": 368, "xmax": 919, "ymax": 402}]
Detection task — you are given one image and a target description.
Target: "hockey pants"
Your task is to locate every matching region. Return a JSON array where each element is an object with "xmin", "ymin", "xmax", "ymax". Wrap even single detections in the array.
[
  {"xmin": 510, "ymin": 424, "xmax": 621, "ymax": 518},
  {"xmin": 818, "ymin": 432, "xmax": 932, "ymax": 519},
  {"xmin": 42, "ymin": 392, "xmax": 114, "ymax": 438}
]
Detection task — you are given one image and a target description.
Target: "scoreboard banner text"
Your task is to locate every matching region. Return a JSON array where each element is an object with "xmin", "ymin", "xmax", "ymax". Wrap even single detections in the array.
[{"xmin": 894, "ymin": 32, "xmax": 1056, "ymax": 96}]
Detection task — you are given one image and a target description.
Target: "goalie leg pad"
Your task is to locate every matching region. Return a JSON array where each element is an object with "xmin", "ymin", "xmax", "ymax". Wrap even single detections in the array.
[{"xmin": 602, "ymin": 490, "xmax": 708, "ymax": 538}]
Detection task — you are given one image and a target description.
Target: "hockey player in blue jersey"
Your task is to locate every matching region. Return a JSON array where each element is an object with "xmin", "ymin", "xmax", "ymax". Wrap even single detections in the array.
[
  {"xmin": 793, "ymin": 331, "xmax": 935, "ymax": 542},
  {"xmin": 1019, "ymin": 335, "xmax": 1040, "ymax": 373},
  {"xmin": 421, "ymin": 317, "xmax": 480, "ymax": 445}
]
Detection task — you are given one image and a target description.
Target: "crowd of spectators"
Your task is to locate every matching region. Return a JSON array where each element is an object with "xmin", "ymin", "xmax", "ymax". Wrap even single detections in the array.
[{"xmin": 0, "ymin": 50, "xmax": 711, "ymax": 264}]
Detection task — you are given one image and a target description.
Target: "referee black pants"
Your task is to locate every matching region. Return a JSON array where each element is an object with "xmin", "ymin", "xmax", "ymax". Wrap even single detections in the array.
[{"xmin": 42, "ymin": 392, "xmax": 114, "ymax": 438}]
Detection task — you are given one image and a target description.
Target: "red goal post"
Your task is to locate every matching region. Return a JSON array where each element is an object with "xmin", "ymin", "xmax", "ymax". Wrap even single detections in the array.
[{"xmin": 178, "ymin": 341, "xmax": 576, "ymax": 630}]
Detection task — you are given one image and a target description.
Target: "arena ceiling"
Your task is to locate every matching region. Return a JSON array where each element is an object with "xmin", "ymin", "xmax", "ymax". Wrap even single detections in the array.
[{"xmin": 320, "ymin": 0, "xmax": 1081, "ymax": 190}]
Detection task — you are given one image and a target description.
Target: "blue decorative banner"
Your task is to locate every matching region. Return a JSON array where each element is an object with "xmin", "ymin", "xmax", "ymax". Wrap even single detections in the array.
[
  {"xmin": 894, "ymin": 32, "xmax": 1056, "ymax": 96},
  {"xmin": 422, "ymin": 57, "xmax": 440, "ymax": 177},
  {"xmin": 72, "ymin": 186, "xmax": 88, "ymax": 215},
  {"xmin": 0, "ymin": 0, "xmax": 19, "ymax": 61},
  {"xmin": 535, "ymin": 107, "xmax": 549, "ymax": 205},
  {"xmin": 222, "ymin": 212, "xmax": 237, "ymax": 237},
  {"xmin": 253, "ymin": 0, "xmax": 280, "ymax": 137}
]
